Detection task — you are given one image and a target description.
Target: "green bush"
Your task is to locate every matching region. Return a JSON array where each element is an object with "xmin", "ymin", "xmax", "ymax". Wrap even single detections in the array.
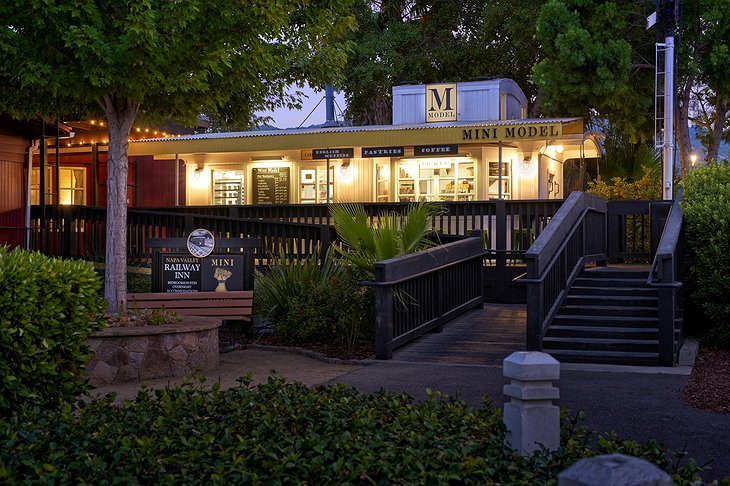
[
  {"xmin": 0, "ymin": 379, "xmax": 703, "ymax": 484},
  {"xmin": 255, "ymin": 252, "xmax": 373, "ymax": 351},
  {"xmin": 0, "ymin": 247, "xmax": 105, "ymax": 417},
  {"xmin": 682, "ymin": 163, "xmax": 730, "ymax": 347}
]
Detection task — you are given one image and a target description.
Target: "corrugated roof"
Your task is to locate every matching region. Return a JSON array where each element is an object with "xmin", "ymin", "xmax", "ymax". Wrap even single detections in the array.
[{"xmin": 136, "ymin": 118, "xmax": 582, "ymax": 143}]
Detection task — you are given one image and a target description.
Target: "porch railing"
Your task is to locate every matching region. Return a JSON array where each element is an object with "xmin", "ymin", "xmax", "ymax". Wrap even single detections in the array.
[
  {"xmin": 364, "ymin": 236, "xmax": 485, "ymax": 359},
  {"xmin": 606, "ymin": 200, "xmax": 672, "ymax": 262},
  {"xmin": 30, "ymin": 205, "xmax": 334, "ymax": 265},
  {"xmin": 648, "ymin": 189, "xmax": 684, "ymax": 366},
  {"xmin": 521, "ymin": 192, "xmax": 608, "ymax": 350}
]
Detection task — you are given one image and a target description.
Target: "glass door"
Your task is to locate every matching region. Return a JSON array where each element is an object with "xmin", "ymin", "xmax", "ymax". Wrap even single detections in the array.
[{"xmin": 300, "ymin": 166, "xmax": 334, "ymax": 203}]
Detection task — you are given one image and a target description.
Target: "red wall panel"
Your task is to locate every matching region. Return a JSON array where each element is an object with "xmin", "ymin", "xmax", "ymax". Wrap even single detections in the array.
[{"xmin": 0, "ymin": 134, "xmax": 29, "ymax": 247}]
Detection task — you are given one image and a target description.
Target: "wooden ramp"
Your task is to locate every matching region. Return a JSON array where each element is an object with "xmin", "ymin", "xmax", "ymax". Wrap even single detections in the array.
[{"xmin": 392, "ymin": 304, "xmax": 526, "ymax": 365}]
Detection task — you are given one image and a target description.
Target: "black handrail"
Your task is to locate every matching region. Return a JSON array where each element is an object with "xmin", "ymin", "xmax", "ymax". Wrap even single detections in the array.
[
  {"xmin": 363, "ymin": 236, "xmax": 485, "ymax": 359},
  {"xmin": 521, "ymin": 192, "xmax": 608, "ymax": 350},
  {"xmin": 647, "ymin": 189, "xmax": 684, "ymax": 366}
]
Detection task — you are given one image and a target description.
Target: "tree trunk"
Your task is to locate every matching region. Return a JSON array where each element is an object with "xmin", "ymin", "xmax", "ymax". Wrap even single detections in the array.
[
  {"xmin": 676, "ymin": 79, "xmax": 693, "ymax": 178},
  {"xmin": 708, "ymin": 98, "xmax": 728, "ymax": 163},
  {"xmin": 100, "ymin": 94, "xmax": 138, "ymax": 312}
]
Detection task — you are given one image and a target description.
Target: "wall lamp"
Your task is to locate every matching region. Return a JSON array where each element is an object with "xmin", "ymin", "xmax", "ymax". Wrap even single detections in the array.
[
  {"xmin": 522, "ymin": 156, "xmax": 531, "ymax": 171},
  {"xmin": 194, "ymin": 167, "xmax": 203, "ymax": 180}
]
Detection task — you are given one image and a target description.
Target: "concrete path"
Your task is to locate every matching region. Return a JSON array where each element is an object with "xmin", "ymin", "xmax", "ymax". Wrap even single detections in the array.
[{"xmin": 327, "ymin": 360, "xmax": 730, "ymax": 481}]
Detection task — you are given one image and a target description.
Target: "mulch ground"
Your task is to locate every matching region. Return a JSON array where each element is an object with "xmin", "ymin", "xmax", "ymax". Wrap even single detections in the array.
[
  {"xmin": 219, "ymin": 329, "xmax": 375, "ymax": 361},
  {"xmin": 681, "ymin": 346, "xmax": 730, "ymax": 414}
]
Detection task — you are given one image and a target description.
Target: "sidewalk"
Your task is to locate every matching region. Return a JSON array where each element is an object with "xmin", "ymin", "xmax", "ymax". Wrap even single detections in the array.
[{"xmin": 89, "ymin": 346, "xmax": 730, "ymax": 481}]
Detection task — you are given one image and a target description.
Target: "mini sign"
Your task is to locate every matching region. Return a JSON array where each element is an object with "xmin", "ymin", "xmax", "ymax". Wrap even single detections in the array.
[
  {"xmin": 187, "ymin": 228, "xmax": 215, "ymax": 258},
  {"xmin": 202, "ymin": 255, "xmax": 245, "ymax": 292},
  {"xmin": 414, "ymin": 144, "xmax": 458, "ymax": 156},
  {"xmin": 312, "ymin": 148, "xmax": 354, "ymax": 159},
  {"xmin": 362, "ymin": 146, "xmax": 405, "ymax": 157},
  {"xmin": 426, "ymin": 83, "xmax": 457, "ymax": 123}
]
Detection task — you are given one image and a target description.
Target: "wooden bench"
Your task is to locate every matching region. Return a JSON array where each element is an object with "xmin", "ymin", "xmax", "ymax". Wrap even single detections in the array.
[{"xmin": 126, "ymin": 291, "xmax": 253, "ymax": 323}]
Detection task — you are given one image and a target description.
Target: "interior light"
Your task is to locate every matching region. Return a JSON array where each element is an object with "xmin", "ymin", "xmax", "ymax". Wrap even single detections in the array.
[
  {"xmin": 523, "ymin": 156, "xmax": 531, "ymax": 171},
  {"xmin": 194, "ymin": 167, "xmax": 203, "ymax": 180}
]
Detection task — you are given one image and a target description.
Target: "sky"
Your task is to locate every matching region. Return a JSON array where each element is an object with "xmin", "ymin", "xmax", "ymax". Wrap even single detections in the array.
[{"xmin": 256, "ymin": 83, "xmax": 347, "ymax": 129}]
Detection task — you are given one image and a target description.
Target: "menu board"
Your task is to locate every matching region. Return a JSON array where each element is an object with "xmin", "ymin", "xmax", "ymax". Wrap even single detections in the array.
[{"xmin": 252, "ymin": 167, "xmax": 290, "ymax": 204}]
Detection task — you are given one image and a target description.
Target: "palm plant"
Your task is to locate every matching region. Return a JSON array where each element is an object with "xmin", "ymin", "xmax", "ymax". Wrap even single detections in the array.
[{"xmin": 329, "ymin": 202, "xmax": 439, "ymax": 275}]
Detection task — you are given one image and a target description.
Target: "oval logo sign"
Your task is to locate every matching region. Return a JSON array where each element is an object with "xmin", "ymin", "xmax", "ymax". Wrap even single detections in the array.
[{"xmin": 187, "ymin": 228, "xmax": 215, "ymax": 258}]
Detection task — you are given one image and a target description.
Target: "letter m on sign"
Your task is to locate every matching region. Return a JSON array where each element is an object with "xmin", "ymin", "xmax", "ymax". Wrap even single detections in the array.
[{"xmin": 425, "ymin": 83, "xmax": 457, "ymax": 122}]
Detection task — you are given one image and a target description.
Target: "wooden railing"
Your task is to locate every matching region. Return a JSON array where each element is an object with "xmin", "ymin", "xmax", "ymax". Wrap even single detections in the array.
[
  {"xmin": 648, "ymin": 189, "xmax": 684, "ymax": 366},
  {"xmin": 521, "ymin": 192, "xmax": 608, "ymax": 350},
  {"xmin": 606, "ymin": 200, "xmax": 672, "ymax": 262},
  {"xmin": 30, "ymin": 205, "xmax": 334, "ymax": 265},
  {"xmin": 28, "ymin": 201, "xmax": 563, "ymax": 302},
  {"xmin": 364, "ymin": 236, "xmax": 485, "ymax": 359}
]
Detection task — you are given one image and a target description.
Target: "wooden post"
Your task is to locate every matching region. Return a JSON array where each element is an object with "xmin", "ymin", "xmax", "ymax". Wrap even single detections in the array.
[
  {"xmin": 657, "ymin": 286, "xmax": 676, "ymax": 366},
  {"xmin": 374, "ymin": 285, "xmax": 394, "ymax": 360},
  {"xmin": 61, "ymin": 204, "xmax": 74, "ymax": 257},
  {"xmin": 495, "ymin": 199, "xmax": 507, "ymax": 301}
]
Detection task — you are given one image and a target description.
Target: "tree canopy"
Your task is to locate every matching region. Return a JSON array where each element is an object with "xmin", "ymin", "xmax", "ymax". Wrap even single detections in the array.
[
  {"xmin": 340, "ymin": 0, "xmax": 545, "ymax": 125},
  {"xmin": 0, "ymin": 0, "xmax": 354, "ymax": 310}
]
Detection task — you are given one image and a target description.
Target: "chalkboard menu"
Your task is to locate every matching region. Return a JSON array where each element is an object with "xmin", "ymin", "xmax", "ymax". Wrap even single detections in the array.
[{"xmin": 252, "ymin": 167, "xmax": 290, "ymax": 204}]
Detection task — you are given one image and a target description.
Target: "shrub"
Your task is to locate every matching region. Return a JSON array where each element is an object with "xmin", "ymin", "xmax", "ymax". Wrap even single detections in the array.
[
  {"xmin": 255, "ymin": 252, "xmax": 373, "ymax": 351},
  {"xmin": 587, "ymin": 164, "xmax": 661, "ymax": 201},
  {"xmin": 0, "ymin": 247, "xmax": 105, "ymax": 417},
  {"xmin": 681, "ymin": 163, "xmax": 730, "ymax": 347},
  {"xmin": 0, "ymin": 379, "xmax": 703, "ymax": 484}
]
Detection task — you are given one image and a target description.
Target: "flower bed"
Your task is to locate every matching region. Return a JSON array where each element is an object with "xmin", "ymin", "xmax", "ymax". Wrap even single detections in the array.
[{"xmin": 86, "ymin": 317, "xmax": 221, "ymax": 385}]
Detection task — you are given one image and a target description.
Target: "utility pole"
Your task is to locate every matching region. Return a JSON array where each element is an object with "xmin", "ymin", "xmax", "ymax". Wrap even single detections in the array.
[{"xmin": 648, "ymin": 1, "xmax": 679, "ymax": 201}]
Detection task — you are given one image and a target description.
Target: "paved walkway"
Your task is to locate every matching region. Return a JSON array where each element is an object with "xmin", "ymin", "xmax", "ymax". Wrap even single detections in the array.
[{"xmin": 327, "ymin": 360, "xmax": 730, "ymax": 481}]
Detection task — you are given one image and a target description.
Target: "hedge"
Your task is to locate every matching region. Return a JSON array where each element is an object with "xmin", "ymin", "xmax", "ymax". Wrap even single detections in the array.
[
  {"xmin": 0, "ymin": 247, "xmax": 104, "ymax": 417},
  {"xmin": 0, "ymin": 379, "xmax": 703, "ymax": 484},
  {"xmin": 682, "ymin": 163, "xmax": 730, "ymax": 347}
]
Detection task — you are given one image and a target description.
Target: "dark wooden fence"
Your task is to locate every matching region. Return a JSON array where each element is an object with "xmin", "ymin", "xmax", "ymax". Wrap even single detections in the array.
[
  {"xmin": 30, "ymin": 205, "xmax": 334, "ymax": 266},
  {"xmin": 521, "ymin": 192, "xmax": 609, "ymax": 350},
  {"xmin": 648, "ymin": 190, "xmax": 684, "ymax": 366},
  {"xmin": 607, "ymin": 200, "xmax": 672, "ymax": 262},
  {"xmin": 29, "ymin": 200, "xmax": 562, "ymax": 302},
  {"xmin": 364, "ymin": 236, "xmax": 485, "ymax": 359}
]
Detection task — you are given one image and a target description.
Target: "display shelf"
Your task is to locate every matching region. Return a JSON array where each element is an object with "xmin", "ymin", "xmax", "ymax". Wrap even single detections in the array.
[
  {"xmin": 213, "ymin": 178, "xmax": 243, "ymax": 205},
  {"xmin": 397, "ymin": 160, "xmax": 475, "ymax": 202}
]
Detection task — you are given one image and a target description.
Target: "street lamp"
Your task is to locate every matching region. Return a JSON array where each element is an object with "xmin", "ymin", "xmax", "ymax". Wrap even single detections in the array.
[{"xmin": 690, "ymin": 154, "xmax": 697, "ymax": 167}]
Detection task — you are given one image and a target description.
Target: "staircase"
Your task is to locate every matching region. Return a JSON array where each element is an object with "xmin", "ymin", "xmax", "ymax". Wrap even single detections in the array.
[{"xmin": 542, "ymin": 265, "xmax": 661, "ymax": 366}]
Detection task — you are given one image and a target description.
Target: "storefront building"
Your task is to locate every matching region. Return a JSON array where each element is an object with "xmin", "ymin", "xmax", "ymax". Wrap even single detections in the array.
[{"xmin": 26, "ymin": 79, "xmax": 601, "ymax": 210}]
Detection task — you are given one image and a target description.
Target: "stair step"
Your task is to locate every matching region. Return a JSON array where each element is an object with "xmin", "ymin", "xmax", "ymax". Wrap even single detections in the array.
[
  {"xmin": 552, "ymin": 315, "xmax": 658, "ymax": 327},
  {"xmin": 546, "ymin": 325, "xmax": 659, "ymax": 340},
  {"xmin": 543, "ymin": 337, "xmax": 658, "ymax": 352},
  {"xmin": 573, "ymin": 277, "xmax": 649, "ymax": 288},
  {"xmin": 567, "ymin": 295, "xmax": 658, "ymax": 307},
  {"xmin": 559, "ymin": 305, "xmax": 657, "ymax": 317},
  {"xmin": 580, "ymin": 269, "xmax": 650, "ymax": 279},
  {"xmin": 570, "ymin": 286, "xmax": 657, "ymax": 297},
  {"xmin": 544, "ymin": 349, "xmax": 659, "ymax": 366}
]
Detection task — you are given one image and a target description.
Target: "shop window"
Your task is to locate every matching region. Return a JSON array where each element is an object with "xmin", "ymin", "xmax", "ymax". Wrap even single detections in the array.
[
  {"xmin": 213, "ymin": 170, "xmax": 244, "ymax": 205},
  {"xmin": 31, "ymin": 167, "xmax": 86, "ymax": 205},
  {"xmin": 488, "ymin": 160, "xmax": 511, "ymax": 199},
  {"xmin": 375, "ymin": 162, "xmax": 391, "ymax": 202},
  {"xmin": 300, "ymin": 166, "xmax": 334, "ymax": 204},
  {"xmin": 396, "ymin": 158, "xmax": 475, "ymax": 202}
]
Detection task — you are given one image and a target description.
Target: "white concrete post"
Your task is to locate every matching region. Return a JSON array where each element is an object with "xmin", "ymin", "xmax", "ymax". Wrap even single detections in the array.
[
  {"xmin": 558, "ymin": 454, "xmax": 673, "ymax": 486},
  {"xmin": 503, "ymin": 351, "xmax": 560, "ymax": 455}
]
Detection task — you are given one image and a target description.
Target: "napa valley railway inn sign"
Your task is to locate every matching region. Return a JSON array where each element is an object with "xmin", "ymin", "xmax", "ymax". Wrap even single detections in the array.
[{"xmin": 150, "ymin": 229, "xmax": 256, "ymax": 292}]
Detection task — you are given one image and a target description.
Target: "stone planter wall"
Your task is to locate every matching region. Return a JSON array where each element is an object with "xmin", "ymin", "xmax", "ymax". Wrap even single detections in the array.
[{"xmin": 86, "ymin": 317, "xmax": 220, "ymax": 385}]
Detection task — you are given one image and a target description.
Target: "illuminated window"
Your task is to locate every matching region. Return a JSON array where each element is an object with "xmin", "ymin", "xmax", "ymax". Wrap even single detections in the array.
[{"xmin": 31, "ymin": 167, "xmax": 86, "ymax": 205}]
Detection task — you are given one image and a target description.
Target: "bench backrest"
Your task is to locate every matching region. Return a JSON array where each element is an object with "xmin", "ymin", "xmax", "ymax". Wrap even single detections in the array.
[{"xmin": 127, "ymin": 291, "xmax": 253, "ymax": 321}]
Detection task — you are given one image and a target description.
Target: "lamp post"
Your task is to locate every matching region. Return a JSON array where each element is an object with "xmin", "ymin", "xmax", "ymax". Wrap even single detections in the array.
[{"xmin": 690, "ymin": 154, "xmax": 697, "ymax": 168}]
